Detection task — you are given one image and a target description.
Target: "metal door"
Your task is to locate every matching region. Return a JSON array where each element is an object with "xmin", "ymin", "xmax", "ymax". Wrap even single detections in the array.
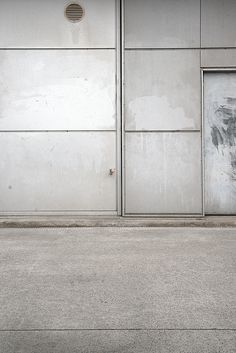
[
  {"xmin": 0, "ymin": 0, "xmax": 120, "ymax": 215},
  {"xmin": 204, "ymin": 71, "xmax": 236, "ymax": 214}
]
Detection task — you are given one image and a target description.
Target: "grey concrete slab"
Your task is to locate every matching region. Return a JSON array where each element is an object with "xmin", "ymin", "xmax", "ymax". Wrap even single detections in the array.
[
  {"xmin": 0, "ymin": 330, "xmax": 235, "ymax": 353},
  {"xmin": 201, "ymin": 49, "xmax": 236, "ymax": 68},
  {"xmin": 202, "ymin": 0, "xmax": 236, "ymax": 48},
  {"xmin": 0, "ymin": 0, "xmax": 116, "ymax": 48},
  {"xmin": 0, "ymin": 228, "xmax": 235, "ymax": 330},
  {"xmin": 125, "ymin": 0, "xmax": 200, "ymax": 48},
  {"xmin": 125, "ymin": 50, "xmax": 201, "ymax": 131},
  {"xmin": 1, "ymin": 216, "xmax": 236, "ymax": 228},
  {"xmin": 125, "ymin": 133, "xmax": 202, "ymax": 214}
]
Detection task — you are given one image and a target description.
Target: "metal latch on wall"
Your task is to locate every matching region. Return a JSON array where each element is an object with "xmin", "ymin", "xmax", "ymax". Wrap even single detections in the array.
[{"xmin": 109, "ymin": 168, "xmax": 116, "ymax": 176}]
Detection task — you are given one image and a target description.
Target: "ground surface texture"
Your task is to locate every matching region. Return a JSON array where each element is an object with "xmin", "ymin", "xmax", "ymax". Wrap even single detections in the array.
[{"xmin": 0, "ymin": 227, "xmax": 235, "ymax": 352}]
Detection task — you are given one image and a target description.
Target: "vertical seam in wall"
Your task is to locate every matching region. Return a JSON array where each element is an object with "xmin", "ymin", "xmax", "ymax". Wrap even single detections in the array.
[
  {"xmin": 116, "ymin": 0, "xmax": 121, "ymax": 215},
  {"xmin": 120, "ymin": 0, "xmax": 124, "ymax": 216},
  {"xmin": 200, "ymin": 0, "xmax": 203, "ymax": 72},
  {"xmin": 201, "ymin": 70, "xmax": 205, "ymax": 216},
  {"xmin": 200, "ymin": 0, "xmax": 205, "ymax": 215},
  {"xmin": 121, "ymin": 0, "xmax": 125, "ymax": 216},
  {"xmin": 200, "ymin": 0, "xmax": 202, "ymax": 51}
]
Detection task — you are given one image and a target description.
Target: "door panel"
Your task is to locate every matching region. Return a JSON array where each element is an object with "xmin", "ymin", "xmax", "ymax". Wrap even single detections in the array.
[
  {"xmin": 0, "ymin": 50, "xmax": 116, "ymax": 131},
  {"xmin": 204, "ymin": 72, "xmax": 236, "ymax": 214},
  {"xmin": 0, "ymin": 132, "xmax": 117, "ymax": 212},
  {"xmin": 125, "ymin": 132, "xmax": 202, "ymax": 214}
]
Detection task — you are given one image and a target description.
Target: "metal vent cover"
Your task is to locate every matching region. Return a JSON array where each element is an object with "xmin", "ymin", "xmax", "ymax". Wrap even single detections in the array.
[{"xmin": 65, "ymin": 3, "xmax": 84, "ymax": 22}]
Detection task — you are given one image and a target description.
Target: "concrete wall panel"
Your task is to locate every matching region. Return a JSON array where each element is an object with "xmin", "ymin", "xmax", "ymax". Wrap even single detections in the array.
[
  {"xmin": 202, "ymin": 0, "xmax": 236, "ymax": 48},
  {"xmin": 0, "ymin": 50, "xmax": 116, "ymax": 131},
  {"xmin": 0, "ymin": 0, "xmax": 116, "ymax": 48},
  {"xmin": 125, "ymin": 0, "xmax": 200, "ymax": 48},
  {"xmin": 201, "ymin": 49, "xmax": 236, "ymax": 67},
  {"xmin": 0, "ymin": 132, "xmax": 117, "ymax": 212},
  {"xmin": 125, "ymin": 50, "xmax": 201, "ymax": 131},
  {"xmin": 125, "ymin": 132, "xmax": 202, "ymax": 214}
]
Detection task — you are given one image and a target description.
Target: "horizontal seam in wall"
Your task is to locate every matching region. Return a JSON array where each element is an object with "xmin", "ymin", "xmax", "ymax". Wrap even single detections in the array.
[
  {"xmin": 125, "ymin": 47, "xmax": 236, "ymax": 51},
  {"xmin": 0, "ymin": 48, "xmax": 117, "ymax": 50},
  {"xmin": 125, "ymin": 130, "xmax": 201, "ymax": 133},
  {"xmin": 0, "ymin": 328, "xmax": 235, "ymax": 332}
]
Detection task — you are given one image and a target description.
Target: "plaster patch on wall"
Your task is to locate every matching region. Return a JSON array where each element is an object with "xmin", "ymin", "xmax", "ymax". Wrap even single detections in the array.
[{"xmin": 127, "ymin": 95, "xmax": 193, "ymax": 130}]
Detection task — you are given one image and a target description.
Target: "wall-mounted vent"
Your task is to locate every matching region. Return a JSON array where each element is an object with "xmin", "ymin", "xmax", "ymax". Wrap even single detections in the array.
[{"xmin": 65, "ymin": 3, "xmax": 84, "ymax": 23}]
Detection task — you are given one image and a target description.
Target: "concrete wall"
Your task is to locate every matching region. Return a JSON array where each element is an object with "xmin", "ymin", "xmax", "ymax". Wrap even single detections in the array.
[
  {"xmin": 124, "ymin": 0, "xmax": 236, "ymax": 215},
  {"xmin": 1, "ymin": 0, "xmax": 236, "ymax": 216},
  {"xmin": 0, "ymin": 0, "xmax": 118, "ymax": 215}
]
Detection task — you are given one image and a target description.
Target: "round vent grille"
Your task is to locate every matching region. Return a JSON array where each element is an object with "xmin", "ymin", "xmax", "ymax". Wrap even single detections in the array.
[{"xmin": 65, "ymin": 3, "xmax": 84, "ymax": 22}]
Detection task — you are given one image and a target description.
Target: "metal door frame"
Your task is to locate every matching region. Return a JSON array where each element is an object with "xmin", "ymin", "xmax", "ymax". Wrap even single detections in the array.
[{"xmin": 201, "ymin": 67, "xmax": 236, "ymax": 216}]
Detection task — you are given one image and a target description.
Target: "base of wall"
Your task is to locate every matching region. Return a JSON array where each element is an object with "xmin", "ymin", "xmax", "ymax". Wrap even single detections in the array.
[{"xmin": 0, "ymin": 216, "xmax": 236, "ymax": 228}]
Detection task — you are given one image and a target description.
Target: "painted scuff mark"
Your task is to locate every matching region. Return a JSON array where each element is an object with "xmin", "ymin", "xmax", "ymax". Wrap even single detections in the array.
[{"xmin": 211, "ymin": 97, "xmax": 236, "ymax": 180}]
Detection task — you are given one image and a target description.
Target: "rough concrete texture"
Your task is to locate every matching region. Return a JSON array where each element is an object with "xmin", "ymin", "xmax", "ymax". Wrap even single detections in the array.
[
  {"xmin": 0, "ymin": 331, "xmax": 235, "ymax": 353},
  {"xmin": 0, "ymin": 227, "xmax": 235, "ymax": 352},
  {"xmin": 1, "ymin": 216, "xmax": 236, "ymax": 228}
]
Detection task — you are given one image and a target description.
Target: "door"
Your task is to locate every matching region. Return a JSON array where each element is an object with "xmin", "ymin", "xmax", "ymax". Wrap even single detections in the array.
[
  {"xmin": 204, "ymin": 71, "xmax": 236, "ymax": 214},
  {"xmin": 0, "ymin": 0, "xmax": 119, "ymax": 215}
]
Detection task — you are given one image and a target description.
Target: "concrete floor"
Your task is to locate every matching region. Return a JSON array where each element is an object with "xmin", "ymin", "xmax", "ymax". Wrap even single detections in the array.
[{"xmin": 0, "ymin": 227, "xmax": 235, "ymax": 352}]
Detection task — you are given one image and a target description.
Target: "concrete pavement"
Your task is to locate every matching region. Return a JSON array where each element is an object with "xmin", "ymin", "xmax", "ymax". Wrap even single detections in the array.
[{"xmin": 0, "ymin": 227, "xmax": 235, "ymax": 352}]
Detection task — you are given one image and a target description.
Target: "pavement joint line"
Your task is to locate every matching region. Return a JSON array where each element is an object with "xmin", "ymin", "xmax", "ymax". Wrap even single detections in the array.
[{"xmin": 0, "ymin": 329, "xmax": 235, "ymax": 332}]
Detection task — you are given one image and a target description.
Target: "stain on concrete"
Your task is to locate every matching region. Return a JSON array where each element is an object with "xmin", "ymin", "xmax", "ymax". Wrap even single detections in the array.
[
  {"xmin": 230, "ymin": 152, "xmax": 236, "ymax": 180},
  {"xmin": 211, "ymin": 97, "xmax": 236, "ymax": 179},
  {"xmin": 211, "ymin": 125, "xmax": 224, "ymax": 149},
  {"xmin": 128, "ymin": 95, "xmax": 193, "ymax": 130}
]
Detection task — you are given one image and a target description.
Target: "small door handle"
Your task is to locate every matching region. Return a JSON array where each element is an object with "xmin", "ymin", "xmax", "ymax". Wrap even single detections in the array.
[{"xmin": 109, "ymin": 168, "xmax": 116, "ymax": 176}]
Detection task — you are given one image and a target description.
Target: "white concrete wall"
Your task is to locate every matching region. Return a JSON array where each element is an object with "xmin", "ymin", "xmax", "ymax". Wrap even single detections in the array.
[
  {"xmin": 0, "ymin": 0, "xmax": 118, "ymax": 215},
  {"xmin": 124, "ymin": 0, "xmax": 236, "ymax": 215},
  {"xmin": 1, "ymin": 0, "xmax": 236, "ymax": 216}
]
